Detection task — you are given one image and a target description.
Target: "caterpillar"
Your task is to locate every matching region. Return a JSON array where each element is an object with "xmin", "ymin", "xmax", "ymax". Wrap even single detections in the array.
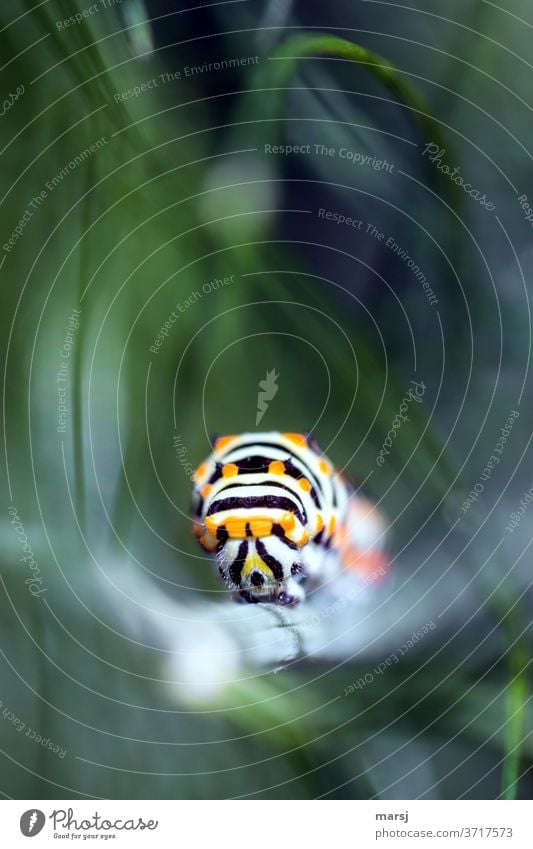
[{"xmin": 191, "ymin": 432, "xmax": 387, "ymax": 605}]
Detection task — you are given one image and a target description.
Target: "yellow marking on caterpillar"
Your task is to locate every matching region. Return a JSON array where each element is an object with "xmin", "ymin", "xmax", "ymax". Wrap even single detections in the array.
[{"xmin": 241, "ymin": 553, "xmax": 275, "ymax": 582}]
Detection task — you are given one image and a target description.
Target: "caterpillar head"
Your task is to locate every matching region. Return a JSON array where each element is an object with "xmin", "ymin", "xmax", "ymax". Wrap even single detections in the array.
[{"xmin": 216, "ymin": 535, "xmax": 306, "ymax": 605}]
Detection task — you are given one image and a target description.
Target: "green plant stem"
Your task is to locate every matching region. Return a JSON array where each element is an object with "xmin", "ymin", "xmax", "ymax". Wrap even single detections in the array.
[
  {"xmin": 241, "ymin": 34, "xmax": 459, "ymax": 203},
  {"xmin": 72, "ymin": 139, "xmax": 94, "ymax": 533},
  {"xmin": 500, "ymin": 642, "xmax": 530, "ymax": 799}
]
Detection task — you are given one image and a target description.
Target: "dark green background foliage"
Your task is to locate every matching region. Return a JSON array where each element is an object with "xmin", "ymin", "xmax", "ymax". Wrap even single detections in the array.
[{"xmin": 0, "ymin": 0, "xmax": 532, "ymax": 799}]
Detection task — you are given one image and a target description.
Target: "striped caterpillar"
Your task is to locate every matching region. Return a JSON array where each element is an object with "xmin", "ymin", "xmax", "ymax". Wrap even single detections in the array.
[{"xmin": 191, "ymin": 432, "xmax": 387, "ymax": 605}]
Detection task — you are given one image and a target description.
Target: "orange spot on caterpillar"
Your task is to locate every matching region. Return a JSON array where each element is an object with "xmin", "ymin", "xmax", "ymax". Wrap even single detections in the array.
[
  {"xmin": 204, "ymin": 517, "xmax": 218, "ymax": 535},
  {"xmin": 201, "ymin": 484, "xmax": 212, "ymax": 497},
  {"xmin": 268, "ymin": 460, "xmax": 285, "ymax": 475},
  {"xmin": 249, "ymin": 517, "xmax": 273, "ymax": 537},
  {"xmin": 215, "ymin": 435, "xmax": 237, "ymax": 452},
  {"xmin": 318, "ymin": 459, "xmax": 331, "ymax": 475},
  {"xmin": 193, "ymin": 463, "xmax": 207, "ymax": 482},
  {"xmin": 222, "ymin": 463, "xmax": 239, "ymax": 478},
  {"xmin": 315, "ymin": 513, "xmax": 324, "ymax": 533},
  {"xmin": 298, "ymin": 477, "xmax": 312, "ymax": 492},
  {"xmin": 199, "ymin": 534, "xmax": 217, "ymax": 552},
  {"xmin": 280, "ymin": 512, "xmax": 296, "ymax": 532},
  {"xmin": 282, "ymin": 432, "xmax": 307, "ymax": 447},
  {"xmin": 225, "ymin": 517, "xmax": 247, "ymax": 538},
  {"xmin": 340, "ymin": 545, "xmax": 388, "ymax": 578},
  {"xmin": 280, "ymin": 516, "xmax": 308, "ymax": 547}
]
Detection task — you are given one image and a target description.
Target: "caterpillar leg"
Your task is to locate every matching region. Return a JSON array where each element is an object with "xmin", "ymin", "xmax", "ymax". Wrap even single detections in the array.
[{"xmin": 238, "ymin": 576, "xmax": 306, "ymax": 606}]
